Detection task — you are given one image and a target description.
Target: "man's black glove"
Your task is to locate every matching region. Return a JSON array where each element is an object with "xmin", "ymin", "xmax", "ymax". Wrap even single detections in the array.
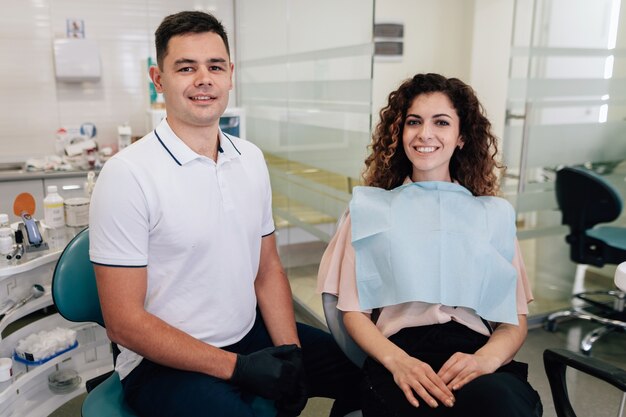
[
  {"xmin": 276, "ymin": 346, "xmax": 308, "ymax": 417},
  {"xmin": 230, "ymin": 344, "xmax": 299, "ymax": 400}
]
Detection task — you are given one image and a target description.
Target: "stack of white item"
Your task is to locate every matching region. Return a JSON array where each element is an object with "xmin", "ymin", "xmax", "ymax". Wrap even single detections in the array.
[
  {"xmin": 14, "ymin": 327, "xmax": 77, "ymax": 363},
  {"xmin": 25, "ymin": 155, "xmax": 74, "ymax": 172}
]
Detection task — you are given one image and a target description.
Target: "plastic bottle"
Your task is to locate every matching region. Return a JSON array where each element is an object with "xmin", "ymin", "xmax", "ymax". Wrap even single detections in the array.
[
  {"xmin": 0, "ymin": 214, "xmax": 14, "ymax": 257},
  {"xmin": 118, "ymin": 124, "xmax": 132, "ymax": 152},
  {"xmin": 55, "ymin": 128, "xmax": 68, "ymax": 156},
  {"xmin": 44, "ymin": 186, "xmax": 65, "ymax": 228},
  {"xmin": 84, "ymin": 171, "xmax": 96, "ymax": 198}
]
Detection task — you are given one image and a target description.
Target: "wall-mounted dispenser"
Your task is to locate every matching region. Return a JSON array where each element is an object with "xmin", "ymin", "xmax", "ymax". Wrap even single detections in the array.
[
  {"xmin": 374, "ymin": 21, "xmax": 404, "ymax": 62},
  {"xmin": 53, "ymin": 38, "xmax": 101, "ymax": 82}
]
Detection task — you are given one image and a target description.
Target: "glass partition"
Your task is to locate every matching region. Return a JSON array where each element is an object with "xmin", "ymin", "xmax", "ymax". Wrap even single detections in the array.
[
  {"xmin": 235, "ymin": 0, "xmax": 375, "ymax": 320},
  {"xmin": 504, "ymin": 0, "xmax": 626, "ymax": 315}
]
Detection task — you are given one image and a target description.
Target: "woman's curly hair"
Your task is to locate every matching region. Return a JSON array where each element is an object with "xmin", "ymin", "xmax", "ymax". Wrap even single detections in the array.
[{"xmin": 363, "ymin": 73, "xmax": 503, "ymax": 196}]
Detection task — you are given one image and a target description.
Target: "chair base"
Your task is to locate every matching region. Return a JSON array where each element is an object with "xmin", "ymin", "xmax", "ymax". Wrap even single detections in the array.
[
  {"xmin": 580, "ymin": 325, "xmax": 624, "ymax": 353},
  {"xmin": 544, "ymin": 290, "xmax": 626, "ymax": 354}
]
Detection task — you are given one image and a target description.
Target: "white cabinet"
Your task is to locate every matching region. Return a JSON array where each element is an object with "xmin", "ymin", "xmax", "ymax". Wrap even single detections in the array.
[
  {"xmin": 0, "ymin": 228, "xmax": 113, "ymax": 417},
  {"xmin": 43, "ymin": 177, "xmax": 90, "ymax": 200},
  {"xmin": 0, "ymin": 172, "xmax": 95, "ymax": 224}
]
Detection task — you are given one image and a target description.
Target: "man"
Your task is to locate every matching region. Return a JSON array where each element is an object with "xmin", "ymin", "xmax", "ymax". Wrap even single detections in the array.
[{"xmin": 89, "ymin": 10, "xmax": 361, "ymax": 417}]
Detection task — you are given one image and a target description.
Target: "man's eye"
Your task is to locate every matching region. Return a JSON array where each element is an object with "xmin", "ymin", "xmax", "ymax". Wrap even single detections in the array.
[
  {"xmin": 209, "ymin": 66, "xmax": 223, "ymax": 71},
  {"xmin": 179, "ymin": 67, "xmax": 193, "ymax": 72}
]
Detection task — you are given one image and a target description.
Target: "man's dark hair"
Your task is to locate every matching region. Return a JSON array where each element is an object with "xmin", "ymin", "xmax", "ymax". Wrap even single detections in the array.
[{"xmin": 155, "ymin": 11, "xmax": 230, "ymax": 69}]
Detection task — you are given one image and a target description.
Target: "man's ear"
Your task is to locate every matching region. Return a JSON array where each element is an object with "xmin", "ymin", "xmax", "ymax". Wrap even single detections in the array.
[
  {"xmin": 229, "ymin": 62, "xmax": 234, "ymax": 91},
  {"xmin": 150, "ymin": 66, "xmax": 164, "ymax": 93}
]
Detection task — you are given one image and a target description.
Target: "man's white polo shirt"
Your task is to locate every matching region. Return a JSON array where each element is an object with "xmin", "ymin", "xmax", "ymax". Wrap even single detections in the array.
[{"xmin": 89, "ymin": 119, "xmax": 275, "ymax": 379}]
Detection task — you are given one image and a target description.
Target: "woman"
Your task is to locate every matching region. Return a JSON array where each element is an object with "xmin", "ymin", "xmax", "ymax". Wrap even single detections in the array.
[{"xmin": 318, "ymin": 73, "xmax": 542, "ymax": 416}]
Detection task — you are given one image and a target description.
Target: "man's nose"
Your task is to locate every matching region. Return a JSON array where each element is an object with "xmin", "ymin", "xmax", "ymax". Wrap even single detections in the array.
[{"xmin": 194, "ymin": 67, "xmax": 213, "ymax": 86}]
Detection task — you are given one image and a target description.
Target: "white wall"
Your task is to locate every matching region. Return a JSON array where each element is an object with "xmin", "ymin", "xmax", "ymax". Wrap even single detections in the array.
[
  {"xmin": 469, "ymin": 0, "xmax": 514, "ymax": 142},
  {"xmin": 372, "ymin": 0, "xmax": 476, "ymax": 127},
  {"xmin": 372, "ymin": 0, "xmax": 515, "ymax": 142},
  {"xmin": 0, "ymin": 0, "xmax": 234, "ymax": 163}
]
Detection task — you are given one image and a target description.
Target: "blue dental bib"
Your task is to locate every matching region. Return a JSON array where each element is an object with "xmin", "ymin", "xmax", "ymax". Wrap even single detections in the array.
[{"xmin": 350, "ymin": 181, "xmax": 518, "ymax": 324}]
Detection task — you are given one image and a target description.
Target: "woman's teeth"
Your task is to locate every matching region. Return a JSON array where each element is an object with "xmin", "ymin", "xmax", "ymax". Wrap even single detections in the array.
[{"xmin": 416, "ymin": 146, "xmax": 436, "ymax": 153}]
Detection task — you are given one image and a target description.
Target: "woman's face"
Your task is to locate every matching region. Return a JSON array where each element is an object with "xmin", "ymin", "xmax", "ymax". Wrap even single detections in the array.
[{"xmin": 402, "ymin": 92, "xmax": 463, "ymax": 182}]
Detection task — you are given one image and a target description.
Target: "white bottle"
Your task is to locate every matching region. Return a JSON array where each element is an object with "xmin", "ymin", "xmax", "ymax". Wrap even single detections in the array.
[
  {"xmin": 0, "ymin": 214, "xmax": 13, "ymax": 256},
  {"xmin": 44, "ymin": 186, "xmax": 65, "ymax": 228},
  {"xmin": 118, "ymin": 124, "xmax": 132, "ymax": 152},
  {"xmin": 84, "ymin": 171, "xmax": 96, "ymax": 198}
]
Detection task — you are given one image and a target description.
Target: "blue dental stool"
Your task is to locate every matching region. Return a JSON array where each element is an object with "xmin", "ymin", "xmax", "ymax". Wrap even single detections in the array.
[{"xmin": 52, "ymin": 228, "xmax": 276, "ymax": 416}]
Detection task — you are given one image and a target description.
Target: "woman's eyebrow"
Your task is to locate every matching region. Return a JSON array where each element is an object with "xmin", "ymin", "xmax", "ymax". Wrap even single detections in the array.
[{"xmin": 406, "ymin": 113, "xmax": 452, "ymax": 118}]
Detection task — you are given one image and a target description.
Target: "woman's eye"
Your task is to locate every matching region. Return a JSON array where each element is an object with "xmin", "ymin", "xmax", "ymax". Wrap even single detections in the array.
[
  {"xmin": 406, "ymin": 119, "xmax": 420, "ymax": 126},
  {"xmin": 436, "ymin": 120, "xmax": 450, "ymax": 126}
]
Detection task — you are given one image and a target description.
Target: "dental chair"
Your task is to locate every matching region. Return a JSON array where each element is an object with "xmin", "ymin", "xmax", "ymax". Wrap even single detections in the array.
[
  {"xmin": 52, "ymin": 228, "xmax": 137, "ymax": 417},
  {"xmin": 322, "ymin": 292, "xmax": 366, "ymax": 417},
  {"xmin": 544, "ymin": 166, "xmax": 626, "ymax": 354},
  {"xmin": 52, "ymin": 228, "xmax": 276, "ymax": 417}
]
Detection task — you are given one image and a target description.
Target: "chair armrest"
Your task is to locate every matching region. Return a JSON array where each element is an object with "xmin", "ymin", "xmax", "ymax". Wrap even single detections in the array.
[
  {"xmin": 86, "ymin": 370, "xmax": 115, "ymax": 393},
  {"xmin": 543, "ymin": 348, "xmax": 626, "ymax": 417}
]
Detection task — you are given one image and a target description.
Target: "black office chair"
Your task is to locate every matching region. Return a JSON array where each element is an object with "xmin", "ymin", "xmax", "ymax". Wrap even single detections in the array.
[
  {"xmin": 544, "ymin": 348, "xmax": 626, "ymax": 417},
  {"xmin": 544, "ymin": 166, "xmax": 626, "ymax": 354}
]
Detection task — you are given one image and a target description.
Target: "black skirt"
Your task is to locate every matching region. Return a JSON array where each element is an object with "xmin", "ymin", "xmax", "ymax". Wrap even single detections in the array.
[{"xmin": 362, "ymin": 321, "xmax": 543, "ymax": 417}]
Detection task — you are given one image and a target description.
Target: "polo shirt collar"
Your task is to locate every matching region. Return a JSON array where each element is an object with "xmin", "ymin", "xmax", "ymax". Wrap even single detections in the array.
[{"xmin": 154, "ymin": 118, "xmax": 242, "ymax": 166}]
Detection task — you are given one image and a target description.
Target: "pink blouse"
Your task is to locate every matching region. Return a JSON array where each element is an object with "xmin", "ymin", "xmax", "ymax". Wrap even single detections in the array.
[{"xmin": 317, "ymin": 214, "xmax": 534, "ymax": 337}]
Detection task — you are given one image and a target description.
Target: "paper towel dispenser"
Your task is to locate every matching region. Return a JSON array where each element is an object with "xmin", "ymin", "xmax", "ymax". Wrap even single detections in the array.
[{"xmin": 53, "ymin": 39, "xmax": 101, "ymax": 82}]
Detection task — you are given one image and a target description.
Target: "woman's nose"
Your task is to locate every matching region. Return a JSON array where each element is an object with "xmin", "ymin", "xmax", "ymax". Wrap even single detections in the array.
[{"xmin": 418, "ymin": 123, "xmax": 432, "ymax": 141}]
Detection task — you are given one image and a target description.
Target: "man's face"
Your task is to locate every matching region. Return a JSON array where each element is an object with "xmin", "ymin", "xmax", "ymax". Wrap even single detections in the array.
[{"xmin": 150, "ymin": 32, "xmax": 233, "ymax": 130}]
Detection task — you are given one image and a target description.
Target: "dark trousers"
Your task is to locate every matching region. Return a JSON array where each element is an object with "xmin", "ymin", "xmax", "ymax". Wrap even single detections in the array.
[
  {"xmin": 121, "ymin": 314, "xmax": 363, "ymax": 417},
  {"xmin": 362, "ymin": 321, "xmax": 543, "ymax": 417}
]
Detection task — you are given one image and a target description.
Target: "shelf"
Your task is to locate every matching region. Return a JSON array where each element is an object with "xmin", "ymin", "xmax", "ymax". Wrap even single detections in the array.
[
  {"xmin": 0, "ymin": 225, "xmax": 83, "ymax": 281},
  {"xmin": 0, "ymin": 251, "xmax": 62, "ymax": 279},
  {"xmin": 26, "ymin": 364, "xmax": 113, "ymax": 417},
  {"xmin": 0, "ymin": 318, "xmax": 112, "ymax": 416},
  {"xmin": 0, "ymin": 291, "xmax": 54, "ymax": 338}
]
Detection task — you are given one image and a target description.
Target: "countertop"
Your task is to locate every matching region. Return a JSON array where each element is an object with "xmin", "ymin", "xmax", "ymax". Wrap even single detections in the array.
[{"xmin": 0, "ymin": 169, "xmax": 98, "ymax": 183}]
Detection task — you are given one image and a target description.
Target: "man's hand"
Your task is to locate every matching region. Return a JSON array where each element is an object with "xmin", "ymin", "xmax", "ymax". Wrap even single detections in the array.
[
  {"xmin": 275, "ymin": 346, "xmax": 308, "ymax": 417},
  {"xmin": 230, "ymin": 345, "xmax": 299, "ymax": 399}
]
